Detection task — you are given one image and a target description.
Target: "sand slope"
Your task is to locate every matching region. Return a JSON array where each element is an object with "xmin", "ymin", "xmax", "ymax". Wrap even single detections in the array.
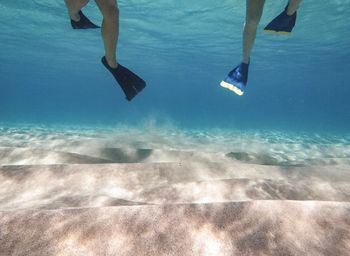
[
  {"xmin": 0, "ymin": 163, "xmax": 350, "ymax": 210},
  {"xmin": 1, "ymin": 146, "xmax": 350, "ymax": 255}
]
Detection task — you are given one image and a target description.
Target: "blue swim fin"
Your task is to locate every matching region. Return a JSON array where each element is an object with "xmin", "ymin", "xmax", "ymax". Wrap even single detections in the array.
[
  {"xmin": 71, "ymin": 11, "xmax": 100, "ymax": 29},
  {"xmin": 101, "ymin": 57, "xmax": 146, "ymax": 101},
  {"xmin": 220, "ymin": 62, "xmax": 249, "ymax": 96},
  {"xmin": 264, "ymin": 5, "xmax": 297, "ymax": 35}
]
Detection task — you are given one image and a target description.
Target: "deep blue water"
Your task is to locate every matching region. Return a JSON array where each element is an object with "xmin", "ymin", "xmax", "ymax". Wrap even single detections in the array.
[{"xmin": 1, "ymin": 0, "xmax": 350, "ymax": 134}]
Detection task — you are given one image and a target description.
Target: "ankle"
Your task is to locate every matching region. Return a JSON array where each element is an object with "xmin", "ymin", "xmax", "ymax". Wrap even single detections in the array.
[
  {"xmin": 106, "ymin": 57, "xmax": 118, "ymax": 68},
  {"xmin": 286, "ymin": 1, "xmax": 298, "ymax": 16},
  {"xmin": 69, "ymin": 11, "xmax": 81, "ymax": 21},
  {"xmin": 242, "ymin": 58, "xmax": 250, "ymax": 65},
  {"xmin": 286, "ymin": 9, "xmax": 296, "ymax": 16}
]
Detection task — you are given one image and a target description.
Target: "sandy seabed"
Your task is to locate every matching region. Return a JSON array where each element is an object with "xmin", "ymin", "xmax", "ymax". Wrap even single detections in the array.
[{"xmin": 0, "ymin": 125, "xmax": 349, "ymax": 255}]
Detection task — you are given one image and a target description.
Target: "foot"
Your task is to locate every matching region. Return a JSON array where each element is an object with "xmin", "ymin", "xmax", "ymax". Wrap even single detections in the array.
[
  {"xmin": 264, "ymin": 5, "xmax": 297, "ymax": 35},
  {"xmin": 70, "ymin": 10, "xmax": 100, "ymax": 29},
  {"xmin": 220, "ymin": 62, "xmax": 249, "ymax": 96},
  {"xmin": 101, "ymin": 56, "xmax": 146, "ymax": 101}
]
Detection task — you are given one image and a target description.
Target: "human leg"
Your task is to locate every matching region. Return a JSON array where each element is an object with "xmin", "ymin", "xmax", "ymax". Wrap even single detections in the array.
[
  {"xmin": 243, "ymin": 0, "xmax": 265, "ymax": 64},
  {"xmin": 95, "ymin": 0, "xmax": 119, "ymax": 68},
  {"xmin": 95, "ymin": 0, "xmax": 146, "ymax": 101},
  {"xmin": 219, "ymin": 0, "xmax": 265, "ymax": 96}
]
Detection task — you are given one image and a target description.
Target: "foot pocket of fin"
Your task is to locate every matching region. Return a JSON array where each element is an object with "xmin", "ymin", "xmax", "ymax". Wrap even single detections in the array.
[{"xmin": 71, "ymin": 10, "xmax": 100, "ymax": 29}]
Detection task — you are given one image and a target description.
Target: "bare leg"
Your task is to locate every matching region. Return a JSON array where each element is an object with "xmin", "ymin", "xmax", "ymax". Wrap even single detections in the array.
[
  {"xmin": 287, "ymin": 0, "xmax": 300, "ymax": 15},
  {"xmin": 95, "ymin": 0, "xmax": 119, "ymax": 68},
  {"xmin": 242, "ymin": 0, "xmax": 265, "ymax": 64},
  {"xmin": 64, "ymin": 0, "xmax": 89, "ymax": 21}
]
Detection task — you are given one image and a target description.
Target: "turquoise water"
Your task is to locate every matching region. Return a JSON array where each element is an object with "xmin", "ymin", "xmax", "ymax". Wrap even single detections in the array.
[{"xmin": 1, "ymin": 0, "xmax": 350, "ymax": 134}]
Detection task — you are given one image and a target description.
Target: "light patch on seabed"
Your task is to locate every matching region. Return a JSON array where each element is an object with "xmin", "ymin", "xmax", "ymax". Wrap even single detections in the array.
[
  {"xmin": 103, "ymin": 186, "xmax": 135, "ymax": 201},
  {"xmin": 57, "ymin": 231, "xmax": 130, "ymax": 256},
  {"xmin": 192, "ymin": 224, "xmax": 231, "ymax": 255}
]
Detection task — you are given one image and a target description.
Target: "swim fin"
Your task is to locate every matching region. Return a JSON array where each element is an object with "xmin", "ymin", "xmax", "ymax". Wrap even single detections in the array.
[
  {"xmin": 101, "ymin": 56, "xmax": 146, "ymax": 101},
  {"xmin": 71, "ymin": 10, "xmax": 100, "ymax": 29},
  {"xmin": 220, "ymin": 62, "xmax": 249, "ymax": 96},
  {"xmin": 264, "ymin": 5, "xmax": 297, "ymax": 35}
]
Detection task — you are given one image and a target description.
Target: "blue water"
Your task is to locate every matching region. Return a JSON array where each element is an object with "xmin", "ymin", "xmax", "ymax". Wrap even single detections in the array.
[{"xmin": 1, "ymin": 0, "xmax": 350, "ymax": 134}]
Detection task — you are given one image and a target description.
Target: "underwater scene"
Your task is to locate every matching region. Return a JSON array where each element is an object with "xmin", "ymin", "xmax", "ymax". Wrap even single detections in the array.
[{"xmin": 1, "ymin": 0, "xmax": 350, "ymax": 255}]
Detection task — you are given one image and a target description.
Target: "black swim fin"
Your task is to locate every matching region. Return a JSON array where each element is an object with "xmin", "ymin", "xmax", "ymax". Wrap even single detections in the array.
[
  {"xmin": 101, "ymin": 56, "xmax": 146, "ymax": 101},
  {"xmin": 71, "ymin": 10, "xmax": 100, "ymax": 29},
  {"xmin": 264, "ymin": 5, "xmax": 297, "ymax": 35}
]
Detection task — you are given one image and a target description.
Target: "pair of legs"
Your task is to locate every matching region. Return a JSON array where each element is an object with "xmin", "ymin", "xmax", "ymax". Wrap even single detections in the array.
[
  {"xmin": 64, "ymin": 0, "xmax": 119, "ymax": 68},
  {"xmin": 243, "ymin": 0, "xmax": 300, "ymax": 64}
]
